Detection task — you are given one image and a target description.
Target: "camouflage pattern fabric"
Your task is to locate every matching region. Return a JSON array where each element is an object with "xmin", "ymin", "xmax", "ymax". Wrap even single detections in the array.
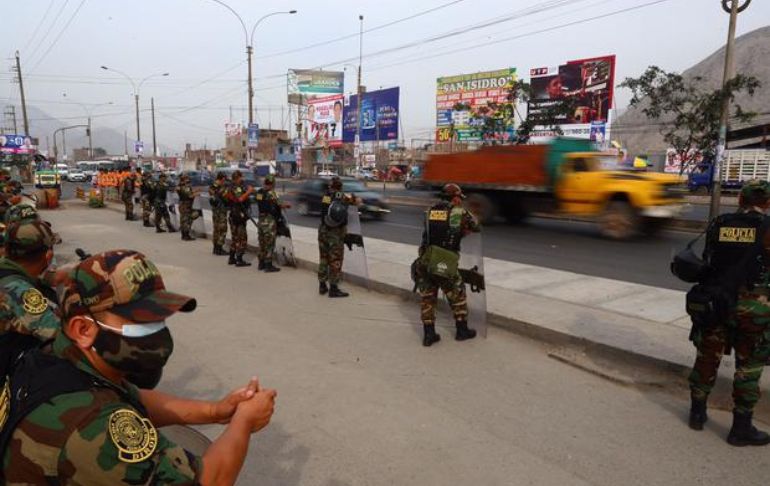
[
  {"xmin": 4, "ymin": 204, "xmax": 38, "ymax": 225},
  {"xmin": 226, "ymin": 182, "xmax": 250, "ymax": 254},
  {"xmin": 153, "ymin": 181, "xmax": 174, "ymax": 231},
  {"xmin": 690, "ymin": 292, "xmax": 770, "ymax": 413},
  {"xmin": 140, "ymin": 174, "xmax": 154, "ymax": 225},
  {"xmin": 1, "ymin": 332, "xmax": 201, "ymax": 485},
  {"xmin": 418, "ymin": 273, "xmax": 468, "ymax": 326},
  {"xmin": 317, "ymin": 224, "xmax": 346, "ymax": 285},
  {"xmin": 230, "ymin": 220, "xmax": 247, "ymax": 253},
  {"xmin": 209, "ymin": 180, "xmax": 229, "ymax": 247},
  {"xmin": 121, "ymin": 177, "xmax": 135, "ymax": 218},
  {"xmin": 177, "ymin": 183, "xmax": 195, "ymax": 235},
  {"xmin": 0, "ymin": 258, "xmax": 60, "ymax": 341},
  {"xmin": 4, "ymin": 219, "xmax": 56, "ymax": 258},
  {"xmin": 258, "ymin": 214, "xmax": 277, "ymax": 263}
]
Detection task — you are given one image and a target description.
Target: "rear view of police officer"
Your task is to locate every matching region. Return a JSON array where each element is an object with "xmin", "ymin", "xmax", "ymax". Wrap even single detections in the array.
[{"xmin": 687, "ymin": 180, "xmax": 770, "ymax": 446}]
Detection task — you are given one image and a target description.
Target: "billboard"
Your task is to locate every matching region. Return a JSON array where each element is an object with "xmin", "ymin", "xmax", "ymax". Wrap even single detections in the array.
[
  {"xmin": 306, "ymin": 94, "xmax": 344, "ymax": 148},
  {"xmin": 0, "ymin": 134, "xmax": 35, "ymax": 155},
  {"xmin": 343, "ymin": 87, "xmax": 400, "ymax": 143},
  {"xmin": 288, "ymin": 69, "xmax": 344, "ymax": 105},
  {"xmin": 435, "ymin": 68, "xmax": 517, "ymax": 143},
  {"xmin": 528, "ymin": 55, "xmax": 616, "ymax": 141},
  {"xmin": 247, "ymin": 123, "xmax": 260, "ymax": 148}
]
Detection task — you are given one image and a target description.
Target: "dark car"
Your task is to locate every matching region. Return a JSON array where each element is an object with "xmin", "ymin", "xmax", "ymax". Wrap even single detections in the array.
[
  {"xmin": 181, "ymin": 170, "xmax": 213, "ymax": 187},
  {"xmin": 295, "ymin": 177, "xmax": 390, "ymax": 220}
]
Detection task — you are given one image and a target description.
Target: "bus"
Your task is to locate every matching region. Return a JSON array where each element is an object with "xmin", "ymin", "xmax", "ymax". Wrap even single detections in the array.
[{"xmin": 76, "ymin": 161, "xmax": 114, "ymax": 180}]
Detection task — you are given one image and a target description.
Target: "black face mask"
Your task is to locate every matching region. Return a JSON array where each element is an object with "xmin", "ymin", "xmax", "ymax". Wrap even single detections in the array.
[{"xmin": 92, "ymin": 326, "xmax": 174, "ymax": 390}]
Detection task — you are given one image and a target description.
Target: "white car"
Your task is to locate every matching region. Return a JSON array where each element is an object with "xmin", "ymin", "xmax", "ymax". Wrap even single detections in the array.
[
  {"xmin": 67, "ymin": 170, "xmax": 86, "ymax": 182},
  {"xmin": 317, "ymin": 170, "xmax": 338, "ymax": 177}
]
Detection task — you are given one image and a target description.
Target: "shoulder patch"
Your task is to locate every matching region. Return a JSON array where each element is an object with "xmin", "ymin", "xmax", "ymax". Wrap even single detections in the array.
[
  {"xmin": 22, "ymin": 288, "xmax": 48, "ymax": 315},
  {"xmin": 429, "ymin": 210, "xmax": 449, "ymax": 221},
  {"xmin": 108, "ymin": 408, "xmax": 158, "ymax": 463},
  {"xmin": 322, "ymin": 195, "xmax": 332, "ymax": 204}
]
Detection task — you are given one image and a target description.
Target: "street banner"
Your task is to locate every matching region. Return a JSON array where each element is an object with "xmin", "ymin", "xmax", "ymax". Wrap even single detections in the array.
[
  {"xmin": 343, "ymin": 87, "xmax": 400, "ymax": 143},
  {"xmin": 287, "ymin": 69, "xmax": 344, "ymax": 105},
  {"xmin": 225, "ymin": 123, "xmax": 241, "ymax": 137},
  {"xmin": 247, "ymin": 123, "xmax": 260, "ymax": 148},
  {"xmin": 0, "ymin": 134, "xmax": 35, "ymax": 154},
  {"xmin": 528, "ymin": 55, "xmax": 616, "ymax": 141},
  {"xmin": 305, "ymin": 94, "xmax": 344, "ymax": 148},
  {"xmin": 435, "ymin": 68, "xmax": 517, "ymax": 143},
  {"xmin": 134, "ymin": 140, "xmax": 144, "ymax": 155}
]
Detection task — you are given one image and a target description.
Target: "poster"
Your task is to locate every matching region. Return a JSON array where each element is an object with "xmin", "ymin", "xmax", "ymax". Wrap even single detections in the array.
[
  {"xmin": 247, "ymin": 123, "xmax": 260, "ymax": 149},
  {"xmin": 306, "ymin": 94, "xmax": 344, "ymax": 148},
  {"xmin": 343, "ymin": 87, "xmax": 400, "ymax": 143},
  {"xmin": 435, "ymin": 68, "xmax": 517, "ymax": 143},
  {"xmin": 0, "ymin": 134, "xmax": 35, "ymax": 154},
  {"xmin": 288, "ymin": 69, "xmax": 344, "ymax": 105}
]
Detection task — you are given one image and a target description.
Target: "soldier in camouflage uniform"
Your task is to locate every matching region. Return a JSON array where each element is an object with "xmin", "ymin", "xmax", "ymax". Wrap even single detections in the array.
[
  {"xmin": 0, "ymin": 250, "xmax": 278, "ymax": 485},
  {"xmin": 225, "ymin": 170, "xmax": 254, "ymax": 267},
  {"xmin": 177, "ymin": 174, "xmax": 198, "ymax": 241},
  {"xmin": 688, "ymin": 180, "xmax": 770, "ymax": 446},
  {"xmin": 153, "ymin": 173, "xmax": 176, "ymax": 233},
  {"xmin": 256, "ymin": 174, "xmax": 290, "ymax": 272},
  {"xmin": 209, "ymin": 172, "xmax": 229, "ymax": 255},
  {"xmin": 415, "ymin": 183, "xmax": 480, "ymax": 347},
  {"xmin": 120, "ymin": 171, "xmax": 137, "ymax": 221},
  {"xmin": 317, "ymin": 177, "xmax": 356, "ymax": 298},
  {"xmin": 139, "ymin": 169, "xmax": 154, "ymax": 227}
]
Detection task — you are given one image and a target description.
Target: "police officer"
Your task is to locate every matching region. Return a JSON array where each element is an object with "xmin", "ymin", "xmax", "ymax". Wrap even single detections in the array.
[
  {"xmin": 177, "ymin": 174, "xmax": 198, "ymax": 241},
  {"xmin": 140, "ymin": 169, "xmax": 155, "ymax": 227},
  {"xmin": 256, "ymin": 174, "xmax": 290, "ymax": 272},
  {"xmin": 317, "ymin": 176, "xmax": 355, "ymax": 298},
  {"xmin": 120, "ymin": 170, "xmax": 137, "ymax": 221},
  {"xmin": 225, "ymin": 170, "xmax": 254, "ymax": 267},
  {"xmin": 415, "ymin": 183, "xmax": 480, "ymax": 347},
  {"xmin": 154, "ymin": 173, "xmax": 177, "ymax": 233},
  {"xmin": 0, "ymin": 250, "xmax": 278, "ymax": 485},
  {"xmin": 209, "ymin": 172, "xmax": 230, "ymax": 255},
  {"xmin": 688, "ymin": 180, "xmax": 770, "ymax": 446}
]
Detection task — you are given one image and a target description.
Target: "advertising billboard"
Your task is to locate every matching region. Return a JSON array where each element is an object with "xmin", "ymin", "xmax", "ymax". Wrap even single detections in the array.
[
  {"xmin": 247, "ymin": 123, "xmax": 260, "ymax": 148},
  {"xmin": 287, "ymin": 69, "xmax": 344, "ymax": 105},
  {"xmin": 528, "ymin": 55, "xmax": 616, "ymax": 141},
  {"xmin": 435, "ymin": 68, "xmax": 517, "ymax": 143},
  {"xmin": 0, "ymin": 134, "xmax": 36, "ymax": 155},
  {"xmin": 306, "ymin": 94, "xmax": 344, "ymax": 148},
  {"xmin": 343, "ymin": 87, "xmax": 400, "ymax": 143}
]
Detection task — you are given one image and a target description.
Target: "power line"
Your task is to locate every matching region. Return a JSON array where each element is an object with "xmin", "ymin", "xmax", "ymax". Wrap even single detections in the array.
[
  {"xmin": 29, "ymin": 0, "xmax": 89, "ymax": 73},
  {"xmin": 20, "ymin": 0, "xmax": 56, "ymax": 54},
  {"xmin": 25, "ymin": 0, "xmax": 70, "ymax": 63}
]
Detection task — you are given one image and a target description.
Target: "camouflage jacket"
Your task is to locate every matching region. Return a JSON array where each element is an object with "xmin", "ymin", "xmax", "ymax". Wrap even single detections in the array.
[
  {"xmin": 208, "ymin": 181, "xmax": 228, "ymax": 211},
  {"xmin": 419, "ymin": 201, "xmax": 481, "ymax": 254},
  {"xmin": 0, "ymin": 258, "xmax": 60, "ymax": 341},
  {"xmin": 177, "ymin": 183, "xmax": 195, "ymax": 204},
  {"xmin": 1, "ymin": 332, "xmax": 202, "ymax": 485}
]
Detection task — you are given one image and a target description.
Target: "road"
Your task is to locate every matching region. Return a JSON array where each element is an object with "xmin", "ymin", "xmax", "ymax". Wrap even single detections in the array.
[
  {"xmin": 47, "ymin": 206, "xmax": 770, "ymax": 486},
  {"xmin": 59, "ymin": 181, "xmax": 697, "ymax": 290}
]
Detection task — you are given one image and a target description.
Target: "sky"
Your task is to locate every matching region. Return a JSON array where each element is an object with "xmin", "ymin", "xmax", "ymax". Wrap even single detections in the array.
[{"xmin": 1, "ymin": 0, "xmax": 768, "ymax": 154}]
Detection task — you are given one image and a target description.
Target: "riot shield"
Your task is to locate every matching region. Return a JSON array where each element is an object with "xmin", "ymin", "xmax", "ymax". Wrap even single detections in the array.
[
  {"xmin": 342, "ymin": 206, "xmax": 370, "ymax": 288},
  {"xmin": 166, "ymin": 192, "xmax": 180, "ymax": 228},
  {"xmin": 159, "ymin": 425, "xmax": 211, "ymax": 457},
  {"xmin": 458, "ymin": 231, "xmax": 487, "ymax": 338},
  {"xmin": 191, "ymin": 196, "xmax": 207, "ymax": 237},
  {"xmin": 273, "ymin": 209, "xmax": 296, "ymax": 267}
]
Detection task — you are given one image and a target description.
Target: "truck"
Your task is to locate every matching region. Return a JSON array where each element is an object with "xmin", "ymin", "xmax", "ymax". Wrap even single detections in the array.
[
  {"xmin": 422, "ymin": 138, "xmax": 686, "ymax": 239},
  {"xmin": 688, "ymin": 150, "xmax": 770, "ymax": 194}
]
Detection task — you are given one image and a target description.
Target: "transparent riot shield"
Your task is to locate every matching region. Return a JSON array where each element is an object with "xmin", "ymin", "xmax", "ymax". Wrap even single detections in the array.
[
  {"xmin": 166, "ymin": 192, "xmax": 180, "ymax": 228},
  {"xmin": 273, "ymin": 209, "xmax": 296, "ymax": 267},
  {"xmin": 342, "ymin": 205, "xmax": 370, "ymax": 288},
  {"xmin": 191, "ymin": 196, "xmax": 206, "ymax": 237},
  {"xmin": 458, "ymin": 231, "xmax": 487, "ymax": 338}
]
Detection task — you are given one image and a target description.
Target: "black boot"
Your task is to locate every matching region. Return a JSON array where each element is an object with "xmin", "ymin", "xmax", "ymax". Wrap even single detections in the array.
[
  {"xmin": 258, "ymin": 259, "xmax": 266, "ymax": 271},
  {"xmin": 423, "ymin": 325, "xmax": 441, "ymax": 347},
  {"xmin": 319, "ymin": 282, "xmax": 329, "ymax": 295},
  {"xmin": 688, "ymin": 399, "xmax": 708, "ymax": 431},
  {"xmin": 328, "ymin": 284, "xmax": 349, "ymax": 298},
  {"xmin": 143, "ymin": 221, "xmax": 153, "ymax": 228},
  {"xmin": 186, "ymin": 232, "xmax": 196, "ymax": 241},
  {"xmin": 168, "ymin": 226, "xmax": 178, "ymax": 233},
  {"xmin": 727, "ymin": 411, "xmax": 770, "ymax": 446},
  {"xmin": 235, "ymin": 253, "xmax": 251, "ymax": 267},
  {"xmin": 455, "ymin": 320, "xmax": 477, "ymax": 341},
  {"xmin": 156, "ymin": 226, "xmax": 166, "ymax": 233},
  {"xmin": 213, "ymin": 245, "xmax": 226, "ymax": 255},
  {"xmin": 263, "ymin": 261, "xmax": 281, "ymax": 273},
  {"xmin": 228, "ymin": 251, "xmax": 236, "ymax": 265}
]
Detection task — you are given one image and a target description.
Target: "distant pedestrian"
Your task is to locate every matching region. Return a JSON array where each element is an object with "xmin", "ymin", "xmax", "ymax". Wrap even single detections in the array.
[
  {"xmin": 120, "ymin": 171, "xmax": 137, "ymax": 220},
  {"xmin": 177, "ymin": 174, "xmax": 198, "ymax": 241},
  {"xmin": 317, "ymin": 177, "xmax": 355, "ymax": 298},
  {"xmin": 153, "ymin": 173, "xmax": 176, "ymax": 233},
  {"xmin": 255, "ymin": 174, "xmax": 290, "ymax": 272},
  {"xmin": 209, "ymin": 172, "xmax": 229, "ymax": 255},
  {"xmin": 225, "ymin": 170, "xmax": 254, "ymax": 267},
  {"xmin": 140, "ymin": 169, "xmax": 154, "ymax": 227}
]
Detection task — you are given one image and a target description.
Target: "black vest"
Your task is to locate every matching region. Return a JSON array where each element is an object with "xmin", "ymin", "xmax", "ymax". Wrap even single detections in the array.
[
  {"xmin": 707, "ymin": 211, "xmax": 768, "ymax": 285},
  {"xmin": 426, "ymin": 202, "xmax": 462, "ymax": 252},
  {"xmin": 256, "ymin": 188, "xmax": 278, "ymax": 217}
]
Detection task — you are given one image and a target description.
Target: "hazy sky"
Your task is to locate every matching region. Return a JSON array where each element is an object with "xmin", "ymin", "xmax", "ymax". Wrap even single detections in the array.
[{"xmin": 1, "ymin": 0, "xmax": 768, "ymax": 153}]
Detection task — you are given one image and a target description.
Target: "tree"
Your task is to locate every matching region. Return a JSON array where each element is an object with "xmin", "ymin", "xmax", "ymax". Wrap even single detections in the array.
[{"xmin": 620, "ymin": 66, "xmax": 760, "ymax": 175}]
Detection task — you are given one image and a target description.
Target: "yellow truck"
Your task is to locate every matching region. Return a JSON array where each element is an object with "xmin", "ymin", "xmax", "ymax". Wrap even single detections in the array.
[{"xmin": 422, "ymin": 138, "xmax": 685, "ymax": 239}]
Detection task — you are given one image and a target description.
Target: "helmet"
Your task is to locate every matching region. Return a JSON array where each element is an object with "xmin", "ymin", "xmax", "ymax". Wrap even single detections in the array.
[
  {"xmin": 740, "ymin": 179, "xmax": 770, "ymax": 205},
  {"xmin": 264, "ymin": 174, "xmax": 276, "ymax": 185},
  {"xmin": 329, "ymin": 176, "xmax": 342, "ymax": 191},
  {"xmin": 324, "ymin": 200, "xmax": 348, "ymax": 228},
  {"xmin": 4, "ymin": 204, "xmax": 39, "ymax": 226},
  {"xmin": 441, "ymin": 183, "xmax": 465, "ymax": 200}
]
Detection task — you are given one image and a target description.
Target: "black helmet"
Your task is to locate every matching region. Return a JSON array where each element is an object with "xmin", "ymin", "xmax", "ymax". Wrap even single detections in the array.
[
  {"xmin": 441, "ymin": 183, "xmax": 465, "ymax": 200},
  {"xmin": 324, "ymin": 199, "xmax": 348, "ymax": 228},
  {"xmin": 330, "ymin": 176, "xmax": 342, "ymax": 191}
]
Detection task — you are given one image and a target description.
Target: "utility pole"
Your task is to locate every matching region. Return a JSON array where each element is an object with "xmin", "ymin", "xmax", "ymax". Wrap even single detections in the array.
[
  {"xmin": 134, "ymin": 93, "xmax": 141, "ymax": 143},
  {"xmin": 87, "ymin": 117, "xmax": 93, "ymax": 159},
  {"xmin": 247, "ymin": 46, "xmax": 254, "ymax": 126},
  {"xmin": 124, "ymin": 131, "xmax": 128, "ymax": 156},
  {"xmin": 9, "ymin": 106, "xmax": 18, "ymax": 133},
  {"xmin": 151, "ymin": 97, "xmax": 158, "ymax": 157},
  {"xmin": 14, "ymin": 51, "xmax": 29, "ymax": 136},
  {"xmin": 710, "ymin": 0, "xmax": 751, "ymax": 220},
  {"xmin": 356, "ymin": 14, "xmax": 364, "ymax": 172}
]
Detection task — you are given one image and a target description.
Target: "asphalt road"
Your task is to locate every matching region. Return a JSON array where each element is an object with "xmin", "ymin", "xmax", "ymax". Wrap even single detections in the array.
[{"xmin": 59, "ymin": 181, "xmax": 696, "ymax": 290}]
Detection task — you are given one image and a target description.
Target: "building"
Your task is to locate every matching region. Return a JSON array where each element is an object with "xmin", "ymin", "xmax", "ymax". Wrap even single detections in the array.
[
  {"xmin": 184, "ymin": 144, "xmax": 216, "ymax": 168},
  {"xmin": 224, "ymin": 127, "xmax": 289, "ymax": 162}
]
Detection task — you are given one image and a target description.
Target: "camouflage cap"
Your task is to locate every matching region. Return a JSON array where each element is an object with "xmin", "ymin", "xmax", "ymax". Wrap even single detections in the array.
[
  {"xmin": 4, "ymin": 218, "xmax": 57, "ymax": 257},
  {"xmin": 741, "ymin": 179, "xmax": 770, "ymax": 200},
  {"xmin": 264, "ymin": 174, "xmax": 276, "ymax": 185},
  {"xmin": 4, "ymin": 203, "xmax": 39, "ymax": 225},
  {"xmin": 61, "ymin": 250, "xmax": 196, "ymax": 322}
]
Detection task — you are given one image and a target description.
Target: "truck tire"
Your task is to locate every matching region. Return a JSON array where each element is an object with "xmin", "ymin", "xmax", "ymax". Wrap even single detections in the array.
[
  {"xmin": 466, "ymin": 192, "xmax": 496, "ymax": 224},
  {"xmin": 600, "ymin": 201, "xmax": 638, "ymax": 240},
  {"xmin": 503, "ymin": 199, "xmax": 529, "ymax": 224}
]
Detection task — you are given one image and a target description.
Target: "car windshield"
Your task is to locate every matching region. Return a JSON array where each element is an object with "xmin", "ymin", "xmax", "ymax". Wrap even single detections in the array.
[{"xmin": 342, "ymin": 181, "xmax": 366, "ymax": 192}]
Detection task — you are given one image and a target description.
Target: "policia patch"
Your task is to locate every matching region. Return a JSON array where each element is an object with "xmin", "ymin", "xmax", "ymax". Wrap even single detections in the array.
[
  {"xmin": 0, "ymin": 380, "xmax": 10, "ymax": 430},
  {"xmin": 21, "ymin": 288, "xmax": 48, "ymax": 315},
  {"xmin": 108, "ymin": 409, "xmax": 158, "ymax": 463},
  {"xmin": 719, "ymin": 227, "xmax": 757, "ymax": 243}
]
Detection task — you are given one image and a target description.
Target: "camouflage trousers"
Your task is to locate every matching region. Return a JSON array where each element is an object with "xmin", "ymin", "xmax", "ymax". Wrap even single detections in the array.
[
  {"xmin": 258, "ymin": 214, "xmax": 277, "ymax": 262},
  {"xmin": 229, "ymin": 216, "xmax": 247, "ymax": 253},
  {"xmin": 212, "ymin": 208, "xmax": 228, "ymax": 247},
  {"xmin": 689, "ymin": 294, "xmax": 770, "ymax": 413},
  {"xmin": 318, "ymin": 224, "xmax": 345, "ymax": 285},
  {"xmin": 418, "ymin": 273, "xmax": 468, "ymax": 326},
  {"xmin": 141, "ymin": 197, "xmax": 153, "ymax": 224},
  {"xmin": 179, "ymin": 201, "xmax": 193, "ymax": 234},
  {"xmin": 122, "ymin": 196, "xmax": 133, "ymax": 218},
  {"xmin": 154, "ymin": 204, "xmax": 173, "ymax": 230}
]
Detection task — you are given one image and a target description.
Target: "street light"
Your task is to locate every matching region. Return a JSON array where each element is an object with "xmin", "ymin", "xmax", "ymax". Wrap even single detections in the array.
[
  {"xmin": 356, "ymin": 14, "xmax": 364, "ymax": 171},
  {"xmin": 99, "ymin": 66, "xmax": 169, "ymax": 148},
  {"xmin": 709, "ymin": 0, "xmax": 752, "ymax": 219},
  {"xmin": 62, "ymin": 94, "xmax": 113, "ymax": 159}
]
